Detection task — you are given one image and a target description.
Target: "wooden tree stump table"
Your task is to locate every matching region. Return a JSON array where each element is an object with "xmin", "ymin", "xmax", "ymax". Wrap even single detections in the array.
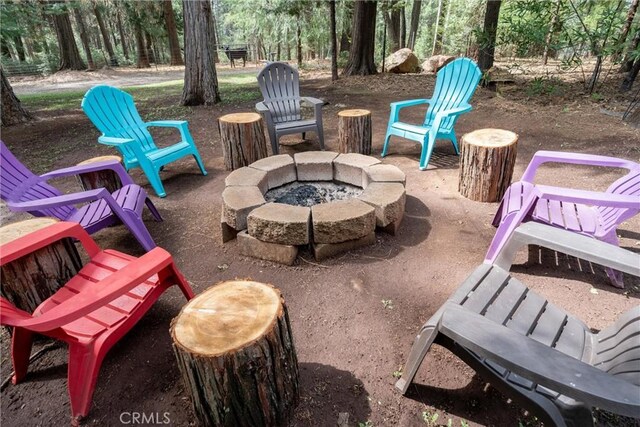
[
  {"xmin": 338, "ymin": 109, "xmax": 372, "ymax": 154},
  {"xmin": 218, "ymin": 113, "xmax": 268, "ymax": 171},
  {"xmin": 0, "ymin": 218, "xmax": 82, "ymax": 313},
  {"xmin": 76, "ymin": 155, "xmax": 123, "ymax": 193},
  {"xmin": 171, "ymin": 280, "xmax": 299, "ymax": 427},
  {"xmin": 459, "ymin": 128, "xmax": 518, "ymax": 202}
]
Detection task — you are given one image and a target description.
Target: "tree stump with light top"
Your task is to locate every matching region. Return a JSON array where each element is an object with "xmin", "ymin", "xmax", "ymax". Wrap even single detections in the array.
[
  {"xmin": 171, "ymin": 280, "xmax": 299, "ymax": 427},
  {"xmin": 76, "ymin": 155, "xmax": 123, "ymax": 193},
  {"xmin": 338, "ymin": 109, "xmax": 372, "ymax": 154},
  {"xmin": 459, "ymin": 128, "xmax": 518, "ymax": 202},
  {"xmin": 218, "ymin": 113, "xmax": 268, "ymax": 170},
  {"xmin": 0, "ymin": 218, "xmax": 82, "ymax": 313}
]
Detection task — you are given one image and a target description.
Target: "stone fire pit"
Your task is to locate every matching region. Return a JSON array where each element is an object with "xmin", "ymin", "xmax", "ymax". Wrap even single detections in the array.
[{"xmin": 221, "ymin": 152, "xmax": 406, "ymax": 265}]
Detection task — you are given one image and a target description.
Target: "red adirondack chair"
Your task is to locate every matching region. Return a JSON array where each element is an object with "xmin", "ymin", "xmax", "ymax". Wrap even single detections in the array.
[{"xmin": 0, "ymin": 221, "xmax": 195, "ymax": 421}]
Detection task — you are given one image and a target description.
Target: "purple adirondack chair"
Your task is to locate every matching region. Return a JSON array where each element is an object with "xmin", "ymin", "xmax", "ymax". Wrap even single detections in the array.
[
  {"xmin": 0, "ymin": 141, "xmax": 161, "ymax": 251},
  {"xmin": 485, "ymin": 151, "xmax": 640, "ymax": 287}
]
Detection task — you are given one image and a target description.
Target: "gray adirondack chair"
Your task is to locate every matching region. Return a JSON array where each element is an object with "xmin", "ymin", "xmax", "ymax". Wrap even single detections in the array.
[
  {"xmin": 256, "ymin": 62, "xmax": 325, "ymax": 154},
  {"xmin": 395, "ymin": 227, "xmax": 640, "ymax": 426}
]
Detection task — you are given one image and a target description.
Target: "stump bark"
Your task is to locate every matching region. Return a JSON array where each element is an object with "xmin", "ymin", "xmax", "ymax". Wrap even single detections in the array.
[
  {"xmin": 459, "ymin": 128, "xmax": 518, "ymax": 202},
  {"xmin": 218, "ymin": 113, "xmax": 268, "ymax": 170},
  {"xmin": 171, "ymin": 280, "xmax": 299, "ymax": 427},
  {"xmin": 76, "ymin": 155, "xmax": 123, "ymax": 193},
  {"xmin": 0, "ymin": 218, "xmax": 82, "ymax": 313},
  {"xmin": 338, "ymin": 109, "xmax": 372, "ymax": 154}
]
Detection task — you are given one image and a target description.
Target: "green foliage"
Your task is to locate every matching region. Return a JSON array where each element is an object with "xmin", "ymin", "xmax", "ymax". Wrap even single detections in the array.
[
  {"xmin": 421, "ymin": 410, "xmax": 439, "ymax": 426},
  {"xmin": 526, "ymin": 76, "xmax": 560, "ymax": 96}
]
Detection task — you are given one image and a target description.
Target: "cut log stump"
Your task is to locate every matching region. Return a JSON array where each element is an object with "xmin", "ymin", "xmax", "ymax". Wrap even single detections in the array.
[
  {"xmin": 171, "ymin": 280, "xmax": 299, "ymax": 427},
  {"xmin": 0, "ymin": 218, "xmax": 82, "ymax": 313},
  {"xmin": 338, "ymin": 109, "xmax": 372, "ymax": 155},
  {"xmin": 76, "ymin": 155, "xmax": 123, "ymax": 193},
  {"xmin": 218, "ymin": 113, "xmax": 268, "ymax": 171},
  {"xmin": 459, "ymin": 128, "xmax": 518, "ymax": 202}
]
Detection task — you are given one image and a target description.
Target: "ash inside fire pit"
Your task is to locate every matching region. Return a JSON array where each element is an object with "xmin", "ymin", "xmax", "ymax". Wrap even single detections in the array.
[{"xmin": 265, "ymin": 182, "xmax": 363, "ymax": 207}]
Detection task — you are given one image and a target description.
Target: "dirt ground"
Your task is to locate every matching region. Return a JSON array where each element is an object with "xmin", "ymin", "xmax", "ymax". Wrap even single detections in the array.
[{"xmin": 1, "ymin": 68, "xmax": 639, "ymax": 427}]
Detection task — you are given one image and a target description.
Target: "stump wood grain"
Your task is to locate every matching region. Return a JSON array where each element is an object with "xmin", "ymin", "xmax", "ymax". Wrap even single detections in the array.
[
  {"xmin": 218, "ymin": 113, "xmax": 269, "ymax": 170},
  {"xmin": 459, "ymin": 128, "xmax": 518, "ymax": 202}
]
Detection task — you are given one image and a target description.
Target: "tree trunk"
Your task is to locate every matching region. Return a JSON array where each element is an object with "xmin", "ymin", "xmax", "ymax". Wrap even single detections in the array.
[
  {"xmin": 621, "ymin": 58, "xmax": 640, "ymax": 92},
  {"xmin": 171, "ymin": 281, "xmax": 299, "ymax": 427},
  {"xmin": 432, "ymin": 0, "xmax": 447, "ymax": 55},
  {"xmin": 211, "ymin": 12, "xmax": 220, "ymax": 63},
  {"xmin": 400, "ymin": 6, "xmax": 406, "ymax": 48},
  {"xmin": 52, "ymin": 3, "xmax": 86, "ymax": 71},
  {"xmin": 1, "ymin": 67, "xmax": 33, "ymax": 126},
  {"xmin": 1, "ymin": 39, "xmax": 13, "ymax": 60},
  {"xmin": 338, "ymin": 109, "xmax": 372, "ymax": 154},
  {"xmin": 145, "ymin": 32, "xmax": 156, "ymax": 63},
  {"xmin": 94, "ymin": 3, "xmax": 118, "ymax": 66},
  {"xmin": 73, "ymin": 6, "xmax": 96, "ymax": 71},
  {"xmin": 330, "ymin": 0, "xmax": 338, "ymax": 81},
  {"xmin": 343, "ymin": 0, "xmax": 377, "ymax": 76},
  {"xmin": 339, "ymin": 0, "xmax": 353, "ymax": 53},
  {"xmin": 407, "ymin": 0, "xmax": 421, "ymax": 50},
  {"xmin": 385, "ymin": 0, "xmax": 402, "ymax": 53},
  {"xmin": 613, "ymin": 0, "xmax": 639, "ymax": 62},
  {"xmin": 162, "ymin": 0, "xmax": 183, "ymax": 66},
  {"xmin": 620, "ymin": 29, "xmax": 640, "ymax": 73},
  {"xmin": 218, "ymin": 113, "xmax": 268, "ymax": 170},
  {"xmin": 297, "ymin": 21, "xmax": 302, "ymax": 67},
  {"xmin": 459, "ymin": 129, "xmax": 518, "ymax": 202},
  {"xmin": 181, "ymin": 0, "xmax": 221, "ymax": 106},
  {"xmin": 542, "ymin": 0, "xmax": 561, "ymax": 65},
  {"xmin": 477, "ymin": 0, "xmax": 502, "ymax": 71},
  {"xmin": 12, "ymin": 36, "xmax": 26, "ymax": 62},
  {"xmin": 116, "ymin": 10, "xmax": 129, "ymax": 59},
  {"xmin": 0, "ymin": 218, "xmax": 82, "ymax": 314}
]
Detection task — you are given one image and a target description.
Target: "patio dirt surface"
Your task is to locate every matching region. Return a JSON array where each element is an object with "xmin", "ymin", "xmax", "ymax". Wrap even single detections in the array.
[{"xmin": 1, "ymin": 70, "xmax": 639, "ymax": 427}]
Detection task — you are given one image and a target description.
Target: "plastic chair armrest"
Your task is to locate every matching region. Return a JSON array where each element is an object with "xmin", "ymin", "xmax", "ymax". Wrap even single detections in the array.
[
  {"xmin": 521, "ymin": 151, "xmax": 639, "ymax": 183},
  {"xmin": 40, "ymin": 161, "xmax": 134, "ymax": 186},
  {"xmin": 98, "ymin": 136, "xmax": 135, "ymax": 146},
  {"xmin": 144, "ymin": 120, "xmax": 188, "ymax": 128},
  {"xmin": 536, "ymin": 185, "xmax": 640, "ymax": 209},
  {"xmin": 0, "ymin": 222, "xmax": 100, "ymax": 266},
  {"xmin": 14, "ymin": 248, "xmax": 176, "ymax": 332},
  {"xmin": 440, "ymin": 304, "xmax": 640, "ymax": 417}
]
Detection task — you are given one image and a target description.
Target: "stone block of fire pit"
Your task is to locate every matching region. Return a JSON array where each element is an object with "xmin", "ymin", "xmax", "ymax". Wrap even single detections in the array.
[
  {"xmin": 250, "ymin": 154, "xmax": 297, "ymax": 190},
  {"xmin": 248, "ymin": 203, "xmax": 311, "ymax": 245},
  {"xmin": 313, "ymin": 232, "xmax": 376, "ymax": 261},
  {"xmin": 222, "ymin": 186, "xmax": 266, "ymax": 230},
  {"xmin": 225, "ymin": 167, "xmax": 269, "ymax": 194},
  {"xmin": 311, "ymin": 199, "xmax": 375, "ymax": 244},
  {"xmin": 363, "ymin": 164, "xmax": 406, "ymax": 188},
  {"xmin": 294, "ymin": 151, "xmax": 339, "ymax": 181},
  {"xmin": 358, "ymin": 182, "xmax": 406, "ymax": 228},
  {"xmin": 221, "ymin": 210, "xmax": 239, "ymax": 243},
  {"xmin": 237, "ymin": 231, "xmax": 298, "ymax": 266},
  {"xmin": 333, "ymin": 153, "xmax": 381, "ymax": 187}
]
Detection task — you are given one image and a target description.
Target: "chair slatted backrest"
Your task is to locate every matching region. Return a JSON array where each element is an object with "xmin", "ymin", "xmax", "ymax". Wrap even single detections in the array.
[
  {"xmin": 257, "ymin": 62, "xmax": 302, "ymax": 124},
  {"xmin": 593, "ymin": 306, "xmax": 640, "ymax": 385},
  {"xmin": 596, "ymin": 166, "xmax": 640, "ymax": 231},
  {"xmin": 0, "ymin": 141, "xmax": 76, "ymax": 219},
  {"xmin": 81, "ymin": 85, "xmax": 157, "ymax": 158},
  {"xmin": 425, "ymin": 58, "xmax": 482, "ymax": 130}
]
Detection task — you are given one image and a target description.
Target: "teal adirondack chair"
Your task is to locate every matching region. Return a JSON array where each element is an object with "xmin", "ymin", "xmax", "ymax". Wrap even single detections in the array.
[
  {"xmin": 382, "ymin": 58, "xmax": 482, "ymax": 170},
  {"xmin": 82, "ymin": 85, "xmax": 207, "ymax": 198}
]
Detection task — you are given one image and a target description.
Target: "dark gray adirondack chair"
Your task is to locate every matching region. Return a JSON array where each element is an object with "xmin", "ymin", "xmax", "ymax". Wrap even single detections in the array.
[
  {"xmin": 256, "ymin": 62, "xmax": 325, "ymax": 154},
  {"xmin": 396, "ymin": 227, "xmax": 640, "ymax": 426}
]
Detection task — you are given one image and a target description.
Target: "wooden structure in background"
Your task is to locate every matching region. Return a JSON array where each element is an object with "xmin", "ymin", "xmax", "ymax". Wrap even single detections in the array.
[
  {"xmin": 338, "ymin": 109, "xmax": 372, "ymax": 154},
  {"xmin": 459, "ymin": 128, "xmax": 518, "ymax": 202},
  {"xmin": 218, "ymin": 113, "xmax": 268, "ymax": 170},
  {"xmin": 0, "ymin": 218, "xmax": 82, "ymax": 313},
  {"xmin": 171, "ymin": 280, "xmax": 299, "ymax": 426}
]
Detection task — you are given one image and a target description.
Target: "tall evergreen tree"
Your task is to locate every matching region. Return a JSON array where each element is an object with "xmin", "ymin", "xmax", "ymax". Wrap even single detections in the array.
[{"xmin": 343, "ymin": 0, "xmax": 377, "ymax": 76}]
